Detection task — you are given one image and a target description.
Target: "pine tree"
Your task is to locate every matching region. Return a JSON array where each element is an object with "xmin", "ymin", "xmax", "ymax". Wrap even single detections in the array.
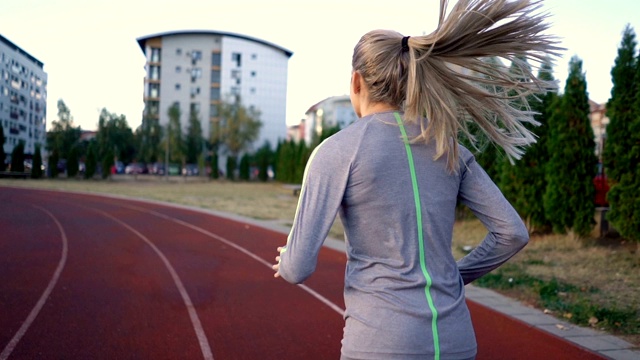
[
  {"xmin": 10, "ymin": 141, "xmax": 25, "ymax": 172},
  {"xmin": 48, "ymin": 149, "xmax": 59, "ymax": 178},
  {"xmin": 185, "ymin": 108, "xmax": 203, "ymax": 164},
  {"xmin": 84, "ymin": 142, "xmax": 97, "ymax": 179},
  {"xmin": 210, "ymin": 152, "xmax": 219, "ymax": 179},
  {"xmin": 544, "ymin": 56, "xmax": 598, "ymax": 237},
  {"xmin": 67, "ymin": 146, "xmax": 79, "ymax": 178},
  {"xmin": 31, "ymin": 144, "xmax": 43, "ymax": 179},
  {"xmin": 606, "ymin": 35, "xmax": 640, "ymax": 245},
  {"xmin": 500, "ymin": 58, "xmax": 557, "ymax": 231},
  {"xmin": 239, "ymin": 153, "xmax": 250, "ymax": 180},
  {"xmin": 226, "ymin": 156, "xmax": 237, "ymax": 181},
  {"xmin": 603, "ymin": 25, "xmax": 638, "ymax": 183}
]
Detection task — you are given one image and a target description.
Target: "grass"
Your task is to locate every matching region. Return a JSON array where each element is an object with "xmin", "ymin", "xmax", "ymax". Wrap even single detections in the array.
[{"xmin": 2, "ymin": 177, "xmax": 639, "ymax": 345}]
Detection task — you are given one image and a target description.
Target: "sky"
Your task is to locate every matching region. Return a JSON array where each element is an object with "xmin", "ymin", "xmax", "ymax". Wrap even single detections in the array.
[{"xmin": 1, "ymin": 0, "xmax": 639, "ymax": 132}]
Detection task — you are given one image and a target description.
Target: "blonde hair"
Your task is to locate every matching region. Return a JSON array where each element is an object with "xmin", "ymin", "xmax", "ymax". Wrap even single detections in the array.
[{"xmin": 351, "ymin": 0, "xmax": 562, "ymax": 171}]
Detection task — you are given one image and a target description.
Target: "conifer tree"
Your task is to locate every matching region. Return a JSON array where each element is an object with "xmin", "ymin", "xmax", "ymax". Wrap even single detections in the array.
[
  {"xmin": 606, "ymin": 29, "xmax": 640, "ymax": 245},
  {"xmin": 239, "ymin": 153, "xmax": 250, "ymax": 180},
  {"xmin": 84, "ymin": 142, "xmax": 97, "ymax": 179},
  {"xmin": 544, "ymin": 56, "xmax": 598, "ymax": 237},
  {"xmin": 10, "ymin": 141, "xmax": 25, "ymax": 172},
  {"xmin": 210, "ymin": 152, "xmax": 219, "ymax": 179},
  {"xmin": 500, "ymin": 58, "xmax": 557, "ymax": 231},
  {"xmin": 603, "ymin": 25, "xmax": 638, "ymax": 183},
  {"xmin": 67, "ymin": 146, "xmax": 80, "ymax": 178},
  {"xmin": 31, "ymin": 144, "xmax": 43, "ymax": 179}
]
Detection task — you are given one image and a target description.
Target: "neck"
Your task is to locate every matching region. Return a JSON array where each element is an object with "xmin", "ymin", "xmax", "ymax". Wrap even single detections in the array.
[{"xmin": 360, "ymin": 102, "xmax": 399, "ymax": 117}]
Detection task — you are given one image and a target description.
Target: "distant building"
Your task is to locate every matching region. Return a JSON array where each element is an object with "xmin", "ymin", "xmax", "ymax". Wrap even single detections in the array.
[
  {"xmin": 0, "ymin": 34, "xmax": 47, "ymax": 159},
  {"xmin": 302, "ymin": 95, "xmax": 357, "ymax": 144},
  {"xmin": 136, "ymin": 30, "xmax": 292, "ymax": 152},
  {"xmin": 589, "ymin": 100, "xmax": 609, "ymax": 160}
]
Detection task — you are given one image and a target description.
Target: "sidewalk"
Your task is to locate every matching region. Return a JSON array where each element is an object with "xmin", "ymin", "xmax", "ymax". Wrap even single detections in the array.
[{"xmin": 465, "ymin": 284, "xmax": 640, "ymax": 360}]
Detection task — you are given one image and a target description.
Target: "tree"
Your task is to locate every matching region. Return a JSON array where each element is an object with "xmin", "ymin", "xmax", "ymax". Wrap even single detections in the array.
[
  {"xmin": 84, "ymin": 142, "xmax": 97, "ymax": 179},
  {"xmin": 136, "ymin": 115, "xmax": 163, "ymax": 163},
  {"xmin": 254, "ymin": 141, "xmax": 273, "ymax": 182},
  {"xmin": 167, "ymin": 103, "xmax": 185, "ymax": 164},
  {"xmin": 0, "ymin": 124, "xmax": 6, "ymax": 171},
  {"xmin": 101, "ymin": 148, "xmax": 114, "ymax": 179},
  {"xmin": 10, "ymin": 141, "xmax": 25, "ymax": 172},
  {"xmin": 31, "ymin": 144, "xmax": 43, "ymax": 179},
  {"xmin": 226, "ymin": 155, "xmax": 237, "ymax": 181},
  {"xmin": 239, "ymin": 153, "xmax": 250, "ymax": 180},
  {"xmin": 214, "ymin": 96, "xmax": 262, "ymax": 158},
  {"xmin": 603, "ymin": 25, "xmax": 638, "ymax": 183},
  {"xmin": 606, "ymin": 27, "xmax": 640, "ymax": 246},
  {"xmin": 185, "ymin": 107, "xmax": 204, "ymax": 164},
  {"xmin": 96, "ymin": 108, "xmax": 136, "ymax": 166},
  {"xmin": 210, "ymin": 151, "xmax": 219, "ymax": 179},
  {"xmin": 67, "ymin": 145, "xmax": 80, "ymax": 178},
  {"xmin": 544, "ymin": 56, "xmax": 598, "ymax": 237},
  {"xmin": 499, "ymin": 57, "xmax": 557, "ymax": 232},
  {"xmin": 48, "ymin": 149, "xmax": 59, "ymax": 178},
  {"xmin": 46, "ymin": 99, "xmax": 81, "ymax": 162}
]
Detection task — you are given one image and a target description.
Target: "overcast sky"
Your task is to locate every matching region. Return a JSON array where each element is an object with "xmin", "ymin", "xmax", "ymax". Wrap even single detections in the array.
[{"xmin": 1, "ymin": 0, "xmax": 639, "ymax": 131}]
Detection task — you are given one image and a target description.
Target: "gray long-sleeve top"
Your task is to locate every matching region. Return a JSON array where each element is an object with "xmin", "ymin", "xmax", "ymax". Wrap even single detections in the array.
[{"xmin": 278, "ymin": 111, "xmax": 529, "ymax": 360}]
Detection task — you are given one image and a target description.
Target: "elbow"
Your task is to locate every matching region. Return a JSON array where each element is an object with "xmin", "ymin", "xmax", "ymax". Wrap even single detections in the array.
[{"xmin": 513, "ymin": 223, "xmax": 529, "ymax": 249}]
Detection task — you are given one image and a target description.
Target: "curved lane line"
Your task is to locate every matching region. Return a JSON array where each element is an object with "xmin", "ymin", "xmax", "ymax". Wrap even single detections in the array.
[
  {"xmin": 89, "ymin": 208, "xmax": 214, "ymax": 360},
  {"xmin": 120, "ymin": 203, "xmax": 346, "ymax": 317},
  {"xmin": 1, "ymin": 206, "xmax": 68, "ymax": 360}
]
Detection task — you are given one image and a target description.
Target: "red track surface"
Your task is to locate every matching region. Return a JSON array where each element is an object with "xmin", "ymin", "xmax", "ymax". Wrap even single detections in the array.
[{"xmin": 0, "ymin": 187, "xmax": 605, "ymax": 359}]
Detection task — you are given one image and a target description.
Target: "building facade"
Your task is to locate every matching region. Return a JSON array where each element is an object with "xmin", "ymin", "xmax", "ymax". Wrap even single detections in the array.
[
  {"xmin": 136, "ymin": 30, "xmax": 292, "ymax": 153},
  {"xmin": 0, "ymin": 34, "xmax": 47, "ymax": 159},
  {"xmin": 302, "ymin": 95, "xmax": 357, "ymax": 144}
]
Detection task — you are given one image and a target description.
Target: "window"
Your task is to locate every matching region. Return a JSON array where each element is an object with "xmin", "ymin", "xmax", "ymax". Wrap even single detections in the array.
[
  {"xmin": 190, "ymin": 102, "xmax": 200, "ymax": 114},
  {"xmin": 250, "ymin": 87, "xmax": 256, "ymax": 94},
  {"xmin": 232, "ymin": 52, "xmax": 242, "ymax": 67},
  {"xmin": 150, "ymin": 48, "xmax": 161, "ymax": 63},
  {"xmin": 176, "ymin": 66, "xmax": 182, "ymax": 73},
  {"xmin": 211, "ymin": 69, "xmax": 221, "ymax": 83},
  {"xmin": 148, "ymin": 83, "xmax": 160, "ymax": 98},
  {"xmin": 175, "ymin": 83, "xmax": 181, "ymax": 91},
  {"xmin": 231, "ymin": 86, "xmax": 240, "ymax": 95},
  {"xmin": 149, "ymin": 66, "xmax": 160, "ymax": 80},
  {"xmin": 210, "ymin": 104, "xmax": 218, "ymax": 117},
  {"xmin": 191, "ymin": 50, "xmax": 202, "ymax": 65},
  {"xmin": 211, "ymin": 52, "xmax": 221, "ymax": 67},
  {"xmin": 190, "ymin": 86, "xmax": 201, "ymax": 98},
  {"xmin": 251, "ymin": 53, "xmax": 257, "ymax": 60},
  {"xmin": 210, "ymin": 87, "xmax": 220, "ymax": 101},
  {"xmin": 191, "ymin": 68, "xmax": 202, "ymax": 82},
  {"xmin": 176, "ymin": 48, "xmax": 182, "ymax": 55},
  {"xmin": 251, "ymin": 71, "xmax": 256, "ymax": 77}
]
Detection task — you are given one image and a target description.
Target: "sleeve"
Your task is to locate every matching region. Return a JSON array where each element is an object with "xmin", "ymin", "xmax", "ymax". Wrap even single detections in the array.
[
  {"xmin": 456, "ymin": 153, "xmax": 529, "ymax": 285},
  {"xmin": 277, "ymin": 139, "xmax": 350, "ymax": 284}
]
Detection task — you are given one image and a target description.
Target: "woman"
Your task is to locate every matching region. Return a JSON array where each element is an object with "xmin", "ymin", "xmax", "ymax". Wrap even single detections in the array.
[{"xmin": 273, "ymin": 0, "xmax": 560, "ymax": 359}]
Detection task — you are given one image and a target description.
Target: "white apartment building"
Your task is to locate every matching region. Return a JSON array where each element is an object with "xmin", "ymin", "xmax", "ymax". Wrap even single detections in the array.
[
  {"xmin": 136, "ymin": 30, "xmax": 292, "ymax": 152},
  {"xmin": 303, "ymin": 95, "xmax": 357, "ymax": 144},
  {"xmin": 0, "ymin": 34, "xmax": 47, "ymax": 158}
]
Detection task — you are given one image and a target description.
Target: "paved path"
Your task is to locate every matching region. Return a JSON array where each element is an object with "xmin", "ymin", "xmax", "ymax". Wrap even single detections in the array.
[{"xmin": 1, "ymin": 186, "xmax": 637, "ymax": 359}]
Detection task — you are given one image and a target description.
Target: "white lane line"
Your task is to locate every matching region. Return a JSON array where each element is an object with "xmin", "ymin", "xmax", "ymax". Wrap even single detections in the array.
[
  {"xmin": 121, "ymin": 203, "xmax": 346, "ymax": 317},
  {"xmin": 91, "ymin": 209, "xmax": 214, "ymax": 360},
  {"xmin": 1, "ymin": 206, "xmax": 68, "ymax": 360}
]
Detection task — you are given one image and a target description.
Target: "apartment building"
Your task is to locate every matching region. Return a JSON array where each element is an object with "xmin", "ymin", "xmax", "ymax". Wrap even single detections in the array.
[
  {"xmin": 0, "ymin": 34, "xmax": 47, "ymax": 159},
  {"xmin": 136, "ymin": 30, "xmax": 292, "ymax": 151},
  {"xmin": 303, "ymin": 95, "xmax": 357, "ymax": 144}
]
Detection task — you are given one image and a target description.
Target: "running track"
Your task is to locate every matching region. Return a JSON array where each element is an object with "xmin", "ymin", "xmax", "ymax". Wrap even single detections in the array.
[{"xmin": 0, "ymin": 187, "xmax": 605, "ymax": 359}]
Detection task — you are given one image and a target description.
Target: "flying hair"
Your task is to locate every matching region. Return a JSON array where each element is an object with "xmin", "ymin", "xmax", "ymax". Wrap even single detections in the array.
[{"xmin": 351, "ymin": 0, "xmax": 563, "ymax": 171}]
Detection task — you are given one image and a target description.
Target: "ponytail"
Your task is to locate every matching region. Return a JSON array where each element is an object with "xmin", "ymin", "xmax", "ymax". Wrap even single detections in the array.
[{"xmin": 352, "ymin": 0, "xmax": 562, "ymax": 171}]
